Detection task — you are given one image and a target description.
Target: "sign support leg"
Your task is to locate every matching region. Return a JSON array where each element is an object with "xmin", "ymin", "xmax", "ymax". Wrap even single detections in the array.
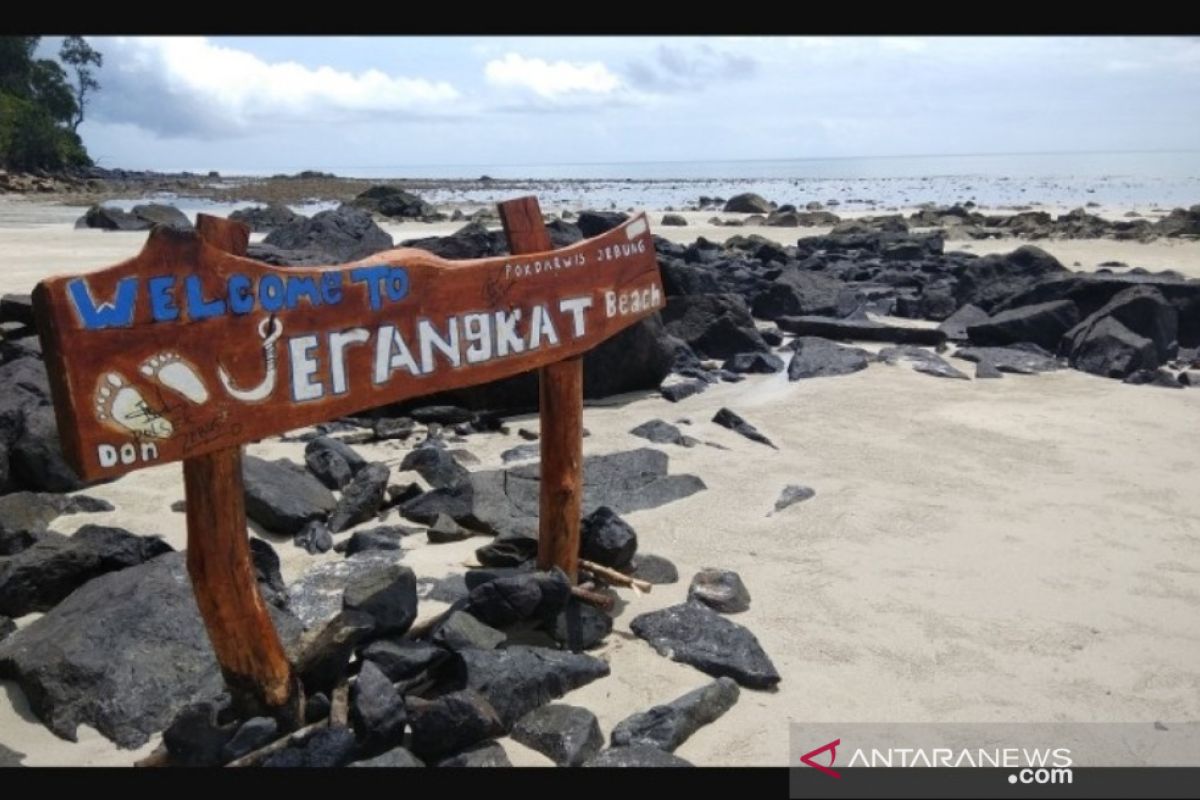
[
  {"xmin": 497, "ymin": 197, "xmax": 584, "ymax": 582},
  {"xmin": 185, "ymin": 215, "xmax": 298, "ymax": 720}
]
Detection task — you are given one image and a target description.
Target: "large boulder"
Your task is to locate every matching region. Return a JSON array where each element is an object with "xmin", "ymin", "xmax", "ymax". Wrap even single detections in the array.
[
  {"xmin": 722, "ymin": 193, "xmax": 772, "ymax": 214},
  {"xmin": 1008, "ymin": 272, "xmax": 1200, "ymax": 349},
  {"xmin": 1061, "ymin": 316, "xmax": 1158, "ymax": 379},
  {"xmin": 751, "ymin": 270, "xmax": 856, "ymax": 320},
  {"xmin": 954, "ymin": 245, "xmax": 1067, "ymax": 311},
  {"xmin": 1060, "ymin": 285, "xmax": 1178, "ymax": 364},
  {"xmin": 352, "ymin": 186, "xmax": 436, "ymax": 219},
  {"xmin": 75, "ymin": 205, "xmax": 153, "ymax": 231},
  {"xmin": 263, "ymin": 205, "xmax": 393, "ymax": 262},
  {"xmin": 661, "ymin": 294, "xmax": 769, "ymax": 359},
  {"xmin": 575, "ymin": 211, "xmax": 629, "ymax": 238},
  {"xmin": 229, "ymin": 204, "xmax": 303, "ymax": 232},
  {"xmin": 1155, "ymin": 205, "xmax": 1200, "ymax": 237},
  {"xmin": 659, "ymin": 259, "xmax": 721, "ymax": 297},
  {"xmin": 966, "ymin": 300, "xmax": 1080, "ymax": 350},
  {"xmin": 0, "ymin": 551, "xmax": 303, "ymax": 748},
  {"xmin": 0, "ymin": 525, "xmax": 173, "ymax": 616},
  {"xmin": 130, "ymin": 204, "xmax": 191, "ymax": 230}
]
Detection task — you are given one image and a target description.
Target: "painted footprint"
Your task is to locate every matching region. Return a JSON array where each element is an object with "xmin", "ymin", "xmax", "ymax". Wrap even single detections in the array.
[
  {"xmin": 95, "ymin": 372, "xmax": 174, "ymax": 439},
  {"xmin": 140, "ymin": 352, "xmax": 209, "ymax": 404}
]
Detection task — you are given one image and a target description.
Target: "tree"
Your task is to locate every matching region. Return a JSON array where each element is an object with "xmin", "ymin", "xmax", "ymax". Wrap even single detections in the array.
[
  {"xmin": 30, "ymin": 59, "xmax": 76, "ymax": 125},
  {"xmin": 0, "ymin": 35, "xmax": 97, "ymax": 172},
  {"xmin": 59, "ymin": 35, "xmax": 101, "ymax": 133}
]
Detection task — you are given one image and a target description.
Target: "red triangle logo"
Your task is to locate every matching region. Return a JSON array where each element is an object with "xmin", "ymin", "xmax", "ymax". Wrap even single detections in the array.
[{"xmin": 800, "ymin": 738, "xmax": 842, "ymax": 779}]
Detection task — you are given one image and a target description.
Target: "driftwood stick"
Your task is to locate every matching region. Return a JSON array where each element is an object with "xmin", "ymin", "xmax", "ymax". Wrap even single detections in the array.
[
  {"xmin": 579, "ymin": 559, "xmax": 652, "ymax": 593},
  {"xmin": 226, "ymin": 673, "xmax": 363, "ymax": 767},
  {"xmin": 225, "ymin": 719, "xmax": 327, "ymax": 768},
  {"xmin": 570, "ymin": 585, "xmax": 615, "ymax": 611}
]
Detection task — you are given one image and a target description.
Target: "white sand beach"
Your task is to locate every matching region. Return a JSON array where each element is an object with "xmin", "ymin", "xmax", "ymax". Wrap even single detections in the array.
[{"xmin": 0, "ymin": 199, "xmax": 1198, "ymax": 767}]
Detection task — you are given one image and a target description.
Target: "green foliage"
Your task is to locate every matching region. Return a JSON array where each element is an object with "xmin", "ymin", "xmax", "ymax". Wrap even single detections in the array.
[{"xmin": 0, "ymin": 35, "xmax": 98, "ymax": 172}]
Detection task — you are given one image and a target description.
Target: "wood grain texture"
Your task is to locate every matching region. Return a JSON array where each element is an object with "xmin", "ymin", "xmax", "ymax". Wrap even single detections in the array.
[
  {"xmin": 33, "ymin": 212, "xmax": 662, "ymax": 481},
  {"xmin": 497, "ymin": 197, "xmax": 583, "ymax": 582},
  {"xmin": 184, "ymin": 447, "xmax": 296, "ymax": 713},
  {"xmin": 536, "ymin": 356, "xmax": 584, "ymax": 580},
  {"xmin": 185, "ymin": 214, "xmax": 297, "ymax": 718}
]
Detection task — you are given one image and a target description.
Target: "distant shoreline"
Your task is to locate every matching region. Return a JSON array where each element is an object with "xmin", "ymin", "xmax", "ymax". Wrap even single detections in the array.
[{"xmin": 2, "ymin": 168, "xmax": 1198, "ymax": 220}]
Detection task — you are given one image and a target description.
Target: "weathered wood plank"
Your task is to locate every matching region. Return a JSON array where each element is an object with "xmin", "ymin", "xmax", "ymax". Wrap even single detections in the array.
[{"xmin": 33, "ymin": 212, "xmax": 662, "ymax": 481}]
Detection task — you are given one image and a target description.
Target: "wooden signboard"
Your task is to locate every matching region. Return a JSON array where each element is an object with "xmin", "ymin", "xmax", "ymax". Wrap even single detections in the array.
[
  {"xmin": 33, "ymin": 197, "xmax": 663, "ymax": 718},
  {"xmin": 34, "ymin": 208, "xmax": 661, "ymax": 481}
]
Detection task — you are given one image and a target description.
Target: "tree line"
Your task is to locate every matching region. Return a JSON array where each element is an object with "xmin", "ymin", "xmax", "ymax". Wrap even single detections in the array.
[{"xmin": 0, "ymin": 36, "xmax": 102, "ymax": 173}]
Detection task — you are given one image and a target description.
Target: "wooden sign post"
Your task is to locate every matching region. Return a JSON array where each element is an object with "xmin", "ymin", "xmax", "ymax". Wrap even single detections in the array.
[
  {"xmin": 33, "ymin": 198, "xmax": 662, "ymax": 715},
  {"xmin": 496, "ymin": 197, "xmax": 584, "ymax": 581}
]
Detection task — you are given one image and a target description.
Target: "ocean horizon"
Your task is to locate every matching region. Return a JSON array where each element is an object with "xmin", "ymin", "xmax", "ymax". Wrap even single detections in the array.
[{"xmin": 94, "ymin": 150, "xmax": 1200, "ymax": 216}]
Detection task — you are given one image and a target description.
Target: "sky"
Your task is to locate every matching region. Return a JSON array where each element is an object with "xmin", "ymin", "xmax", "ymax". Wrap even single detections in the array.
[{"xmin": 33, "ymin": 36, "xmax": 1200, "ymax": 175}]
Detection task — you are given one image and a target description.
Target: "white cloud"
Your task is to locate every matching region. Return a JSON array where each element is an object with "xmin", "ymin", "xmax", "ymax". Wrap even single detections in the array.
[
  {"xmin": 483, "ymin": 52, "xmax": 621, "ymax": 99},
  {"xmin": 92, "ymin": 37, "xmax": 460, "ymax": 137},
  {"xmin": 625, "ymin": 44, "xmax": 757, "ymax": 92}
]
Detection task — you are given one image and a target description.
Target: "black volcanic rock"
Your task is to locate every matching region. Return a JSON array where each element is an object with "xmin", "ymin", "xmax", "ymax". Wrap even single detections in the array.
[
  {"xmin": 610, "ymin": 677, "xmax": 740, "ymax": 752},
  {"xmin": 712, "ymin": 408, "xmax": 777, "ymax": 450},
  {"xmin": 0, "ymin": 552, "xmax": 302, "ymax": 748},
  {"xmin": 512, "ymin": 704, "xmax": 603, "ymax": 766},
  {"xmin": 243, "ymin": 456, "xmax": 336, "ymax": 535},
  {"xmin": 953, "ymin": 345, "xmax": 1061, "ymax": 374},
  {"xmin": 630, "ymin": 602, "xmax": 781, "ymax": 689},
  {"xmin": 661, "ymin": 294, "xmax": 770, "ymax": 359},
  {"xmin": 0, "ymin": 525, "xmax": 173, "ymax": 617},
  {"xmin": 263, "ymin": 205, "xmax": 393, "ymax": 262},
  {"xmin": 777, "ymin": 315, "xmax": 947, "ymax": 346},
  {"xmin": 454, "ymin": 646, "xmax": 611, "ymax": 728},
  {"xmin": 787, "ymin": 337, "xmax": 873, "ymax": 380},
  {"xmin": 966, "ymin": 300, "xmax": 1080, "ymax": 351}
]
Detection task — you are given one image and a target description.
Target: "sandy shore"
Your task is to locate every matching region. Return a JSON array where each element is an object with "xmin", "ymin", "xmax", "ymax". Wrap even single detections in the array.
[{"xmin": 0, "ymin": 199, "xmax": 1198, "ymax": 766}]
